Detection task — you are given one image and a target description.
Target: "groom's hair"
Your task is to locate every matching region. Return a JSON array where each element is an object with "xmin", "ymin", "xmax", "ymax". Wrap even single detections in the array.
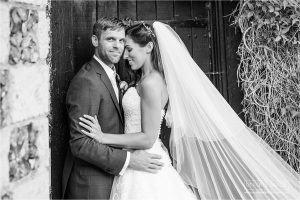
[{"xmin": 93, "ymin": 17, "xmax": 126, "ymax": 39}]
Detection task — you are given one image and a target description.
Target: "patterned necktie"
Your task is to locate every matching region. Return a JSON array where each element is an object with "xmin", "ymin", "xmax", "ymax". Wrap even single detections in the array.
[{"xmin": 111, "ymin": 65, "xmax": 119, "ymax": 102}]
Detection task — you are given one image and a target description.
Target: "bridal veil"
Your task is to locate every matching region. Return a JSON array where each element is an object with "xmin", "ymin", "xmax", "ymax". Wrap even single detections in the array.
[{"xmin": 153, "ymin": 21, "xmax": 300, "ymax": 199}]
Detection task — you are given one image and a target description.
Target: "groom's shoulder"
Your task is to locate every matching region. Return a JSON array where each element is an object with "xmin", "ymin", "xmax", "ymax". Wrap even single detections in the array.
[
  {"xmin": 73, "ymin": 60, "xmax": 97, "ymax": 79},
  {"xmin": 77, "ymin": 60, "xmax": 97, "ymax": 75},
  {"xmin": 69, "ymin": 60, "xmax": 98, "ymax": 87}
]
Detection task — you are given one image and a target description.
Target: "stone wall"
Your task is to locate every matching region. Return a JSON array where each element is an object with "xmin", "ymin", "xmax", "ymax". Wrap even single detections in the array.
[{"xmin": 0, "ymin": 0, "xmax": 50, "ymax": 199}]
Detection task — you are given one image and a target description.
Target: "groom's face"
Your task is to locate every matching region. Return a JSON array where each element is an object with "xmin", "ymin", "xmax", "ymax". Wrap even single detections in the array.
[{"xmin": 95, "ymin": 28, "xmax": 125, "ymax": 65}]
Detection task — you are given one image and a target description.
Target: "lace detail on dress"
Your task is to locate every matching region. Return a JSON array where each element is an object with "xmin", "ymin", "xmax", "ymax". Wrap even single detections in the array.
[
  {"xmin": 122, "ymin": 87, "xmax": 141, "ymax": 134},
  {"xmin": 121, "ymin": 87, "xmax": 165, "ymax": 135}
]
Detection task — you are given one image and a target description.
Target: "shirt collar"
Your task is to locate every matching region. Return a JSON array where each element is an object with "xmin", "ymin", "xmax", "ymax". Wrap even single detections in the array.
[{"xmin": 93, "ymin": 55, "xmax": 115, "ymax": 78}]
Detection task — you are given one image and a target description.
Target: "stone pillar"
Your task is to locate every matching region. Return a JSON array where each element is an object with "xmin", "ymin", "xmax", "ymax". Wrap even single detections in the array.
[{"xmin": 0, "ymin": 0, "xmax": 50, "ymax": 199}]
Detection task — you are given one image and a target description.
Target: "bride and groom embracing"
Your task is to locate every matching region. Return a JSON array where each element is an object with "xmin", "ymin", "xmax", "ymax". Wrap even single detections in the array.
[{"xmin": 62, "ymin": 17, "xmax": 300, "ymax": 200}]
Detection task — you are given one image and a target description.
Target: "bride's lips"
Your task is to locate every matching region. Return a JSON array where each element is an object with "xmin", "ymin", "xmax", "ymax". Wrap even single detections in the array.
[{"xmin": 128, "ymin": 60, "xmax": 133, "ymax": 65}]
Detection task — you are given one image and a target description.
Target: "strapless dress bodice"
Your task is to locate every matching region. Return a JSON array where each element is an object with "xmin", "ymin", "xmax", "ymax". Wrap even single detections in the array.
[{"xmin": 122, "ymin": 87, "xmax": 165, "ymax": 152}]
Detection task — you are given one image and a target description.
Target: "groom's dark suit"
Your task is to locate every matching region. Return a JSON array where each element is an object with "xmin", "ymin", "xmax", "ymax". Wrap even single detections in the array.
[{"xmin": 62, "ymin": 58, "xmax": 127, "ymax": 199}]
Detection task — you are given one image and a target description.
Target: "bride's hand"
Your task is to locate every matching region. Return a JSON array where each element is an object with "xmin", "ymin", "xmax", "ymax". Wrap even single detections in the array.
[{"xmin": 79, "ymin": 115, "xmax": 103, "ymax": 143}]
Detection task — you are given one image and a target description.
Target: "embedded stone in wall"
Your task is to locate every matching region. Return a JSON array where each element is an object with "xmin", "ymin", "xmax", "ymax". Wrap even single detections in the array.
[
  {"xmin": 8, "ymin": 123, "xmax": 39, "ymax": 182},
  {"xmin": 9, "ymin": 7, "xmax": 39, "ymax": 65},
  {"xmin": 1, "ymin": 188, "xmax": 12, "ymax": 200},
  {"xmin": 0, "ymin": 70, "xmax": 9, "ymax": 127},
  {"xmin": 9, "ymin": 117, "xmax": 50, "ymax": 199}
]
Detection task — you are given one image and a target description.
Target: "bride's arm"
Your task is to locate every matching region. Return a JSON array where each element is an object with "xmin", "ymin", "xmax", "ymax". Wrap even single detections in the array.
[{"xmin": 79, "ymin": 77, "xmax": 162, "ymax": 150}]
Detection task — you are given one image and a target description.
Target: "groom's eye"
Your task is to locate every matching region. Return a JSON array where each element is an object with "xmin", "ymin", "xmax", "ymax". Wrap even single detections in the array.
[{"xmin": 106, "ymin": 37, "xmax": 114, "ymax": 41}]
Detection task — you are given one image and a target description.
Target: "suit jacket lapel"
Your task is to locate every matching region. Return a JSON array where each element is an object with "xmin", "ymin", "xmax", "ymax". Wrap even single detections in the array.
[{"xmin": 90, "ymin": 58, "xmax": 124, "ymax": 124}]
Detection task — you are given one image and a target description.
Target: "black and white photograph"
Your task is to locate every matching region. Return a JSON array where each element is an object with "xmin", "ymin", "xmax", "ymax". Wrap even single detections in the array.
[{"xmin": 0, "ymin": 0, "xmax": 300, "ymax": 199}]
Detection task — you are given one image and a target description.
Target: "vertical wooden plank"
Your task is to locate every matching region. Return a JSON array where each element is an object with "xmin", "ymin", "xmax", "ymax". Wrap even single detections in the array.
[
  {"xmin": 216, "ymin": 1, "xmax": 228, "ymax": 99},
  {"xmin": 175, "ymin": 27, "xmax": 193, "ymax": 56},
  {"xmin": 156, "ymin": 0, "xmax": 174, "ymax": 20},
  {"xmin": 191, "ymin": 1, "xmax": 209, "ymax": 72},
  {"xmin": 223, "ymin": 1, "xmax": 243, "ymax": 118},
  {"xmin": 119, "ymin": 0, "xmax": 137, "ymax": 20},
  {"xmin": 173, "ymin": 0, "xmax": 193, "ymax": 60},
  {"xmin": 192, "ymin": 27, "xmax": 210, "ymax": 73},
  {"xmin": 137, "ymin": 1, "xmax": 156, "ymax": 20},
  {"xmin": 97, "ymin": 0, "xmax": 118, "ymax": 19},
  {"xmin": 206, "ymin": 1, "xmax": 215, "ymax": 83},
  {"xmin": 174, "ymin": 0, "xmax": 191, "ymax": 20},
  {"xmin": 191, "ymin": 0, "xmax": 207, "ymax": 19},
  {"xmin": 73, "ymin": 0, "xmax": 96, "ymax": 72},
  {"xmin": 50, "ymin": 0, "xmax": 74, "ymax": 198}
]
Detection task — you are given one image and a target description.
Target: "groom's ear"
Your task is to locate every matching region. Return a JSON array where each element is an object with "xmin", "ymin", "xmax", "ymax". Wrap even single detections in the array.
[
  {"xmin": 146, "ymin": 42, "xmax": 153, "ymax": 54},
  {"xmin": 91, "ymin": 35, "xmax": 99, "ymax": 47}
]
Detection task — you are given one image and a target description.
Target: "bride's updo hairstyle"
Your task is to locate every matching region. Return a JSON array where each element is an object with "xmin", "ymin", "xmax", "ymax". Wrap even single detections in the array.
[{"xmin": 125, "ymin": 22, "xmax": 164, "ymax": 79}]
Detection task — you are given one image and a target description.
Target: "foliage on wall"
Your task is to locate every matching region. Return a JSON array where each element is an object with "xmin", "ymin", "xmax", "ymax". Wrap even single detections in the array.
[
  {"xmin": 234, "ymin": 0, "xmax": 300, "ymax": 172},
  {"xmin": 8, "ymin": 123, "xmax": 39, "ymax": 182},
  {"xmin": 9, "ymin": 7, "xmax": 39, "ymax": 65}
]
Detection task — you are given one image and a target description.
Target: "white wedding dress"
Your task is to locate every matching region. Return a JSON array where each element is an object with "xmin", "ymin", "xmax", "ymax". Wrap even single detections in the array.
[{"xmin": 110, "ymin": 87, "xmax": 197, "ymax": 200}]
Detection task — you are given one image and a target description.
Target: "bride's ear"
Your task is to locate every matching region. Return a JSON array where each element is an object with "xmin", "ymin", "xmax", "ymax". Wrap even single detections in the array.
[{"xmin": 146, "ymin": 42, "xmax": 153, "ymax": 54}]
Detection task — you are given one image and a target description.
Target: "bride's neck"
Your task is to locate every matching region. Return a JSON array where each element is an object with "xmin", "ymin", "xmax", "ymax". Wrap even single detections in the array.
[{"xmin": 141, "ymin": 59, "xmax": 154, "ymax": 77}]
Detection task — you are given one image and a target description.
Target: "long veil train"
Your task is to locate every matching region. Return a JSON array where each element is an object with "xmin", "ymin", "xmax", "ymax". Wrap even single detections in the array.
[{"xmin": 153, "ymin": 21, "xmax": 300, "ymax": 199}]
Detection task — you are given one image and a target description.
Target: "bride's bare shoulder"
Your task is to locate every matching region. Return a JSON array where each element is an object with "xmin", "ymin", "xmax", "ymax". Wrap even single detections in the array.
[{"xmin": 140, "ymin": 71, "xmax": 164, "ymax": 89}]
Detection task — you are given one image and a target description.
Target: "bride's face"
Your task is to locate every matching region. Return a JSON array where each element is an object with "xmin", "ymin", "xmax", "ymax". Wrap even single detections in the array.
[{"xmin": 123, "ymin": 36, "xmax": 149, "ymax": 70}]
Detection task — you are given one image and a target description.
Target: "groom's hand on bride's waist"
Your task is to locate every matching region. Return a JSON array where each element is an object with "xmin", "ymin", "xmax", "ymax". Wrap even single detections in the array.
[{"xmin": 129, "ymin": 150, "xmax": 164, "ymax": 173}]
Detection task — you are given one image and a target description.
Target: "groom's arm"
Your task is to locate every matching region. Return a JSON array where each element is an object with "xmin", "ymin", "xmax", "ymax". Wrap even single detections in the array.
[{"xmin": 66, "ymin": 73, "xmax": 127, "ymax": 175}]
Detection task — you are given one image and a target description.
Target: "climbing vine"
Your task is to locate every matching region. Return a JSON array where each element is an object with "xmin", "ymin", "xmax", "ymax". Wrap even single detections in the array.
[{"xmin": 234, "ymin": 0, "xmax": 300, "ymax": 172}]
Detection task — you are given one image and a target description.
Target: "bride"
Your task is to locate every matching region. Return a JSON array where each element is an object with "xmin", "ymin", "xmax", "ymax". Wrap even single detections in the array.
[{"xmin": 79, "ymin": 21, "xmax": 300, "ymax": 199}]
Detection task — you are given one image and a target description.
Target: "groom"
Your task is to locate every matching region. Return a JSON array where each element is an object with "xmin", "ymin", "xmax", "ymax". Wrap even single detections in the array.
[{"xmin": 62, "ymin": 17, "xmax": 163, "ymax": 199}]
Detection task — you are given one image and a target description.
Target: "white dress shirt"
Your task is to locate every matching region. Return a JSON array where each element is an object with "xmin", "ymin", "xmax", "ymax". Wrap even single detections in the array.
[
  {"xmin": 94, "ymin": 55, "xmax": 119, "ymax": 101},
  {"xmin": 93, "ymin": 55, "xmax": 130, "ymax": 175}
]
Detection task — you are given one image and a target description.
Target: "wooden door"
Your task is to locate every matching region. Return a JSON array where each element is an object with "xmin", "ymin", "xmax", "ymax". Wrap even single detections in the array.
[{"xmin": 50, "ymin": 1, "xmax": 242, "ymax": 198}]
